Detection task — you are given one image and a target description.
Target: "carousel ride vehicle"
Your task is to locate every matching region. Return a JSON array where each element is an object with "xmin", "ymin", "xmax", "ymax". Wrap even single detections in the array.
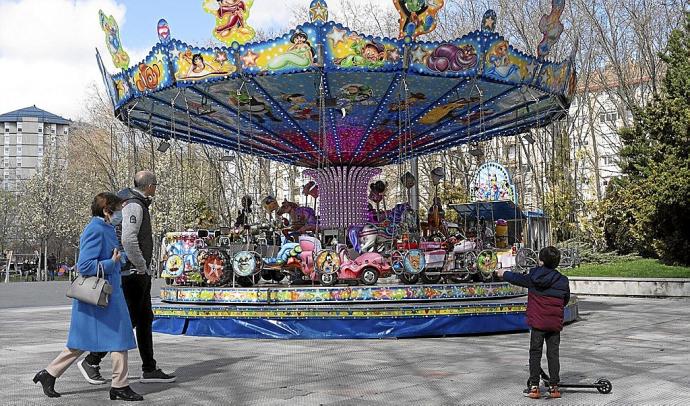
[{"xmin": 98, "ymin": 0, "xmax": 579, "ymax": 338}]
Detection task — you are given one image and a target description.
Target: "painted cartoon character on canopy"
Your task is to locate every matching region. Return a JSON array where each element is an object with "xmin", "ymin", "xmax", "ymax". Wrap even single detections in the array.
[
  {"xmin": 282, "ymin": 93, "xmax": 318, "ymax": 121},
  {"xmin": 419, "ymin": 96, "xmax": 479, "ymax": 125},
  {"xmin": 393, "ymin": 0, "xmax": 445, "ymax": 39},
  {"xmin": 537, "ymin": 0, "xmax": 566, "ymax": 58},
  {"xmin": 276, "ymin": 200, "xmax": 318, "ymax": 237},
  {"xmin": 335, "ymin": 38, "xmax": 388, "ymax": 69},
  {"xmin": 426, "ymin": 43, "xmax": 477, "ymax": 73},
  {"xmin": 229, "ymin": 93, "xmax": 281, "ymax": 123},
  {"xmin": 134, "ymin": 62, "xmax": 162, "ymax": 92},
  {"xmin": 338, "ymin": 83, "xmax": 375, "ymax": 113},
  {"xmin": 203, "ymin": 0, "xmax": 256, "ymax": 45},
  {"xmin": 485, "ymin": 40, "xmax": 520, "ymax": 81},
  {"xmin": 176, "ymin": 49, "xmax": 233, "ymax": 80},
  {"xmin": 388, "ymin": 92, "xmax": 426, "ymax": 113},
  {"xmin": 98, "ymin": 10, "xmax": 129, "ymax": 69},
  {"xmin": 268, "ymin": 31, "xmax": 315, "ymax": 70}
]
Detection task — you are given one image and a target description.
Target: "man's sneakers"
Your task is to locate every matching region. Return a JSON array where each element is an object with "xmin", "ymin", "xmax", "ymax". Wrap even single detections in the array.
[
  {"xmin": 77, "ymin": 359, "xmax": 107, "ymax": 385},
  {"xmin": 139, "ymin": 369, "xmax": 176, "ymax": 383},
  {"xmin": 547, "ymin": 385, "xmax": 561, "ymax": 398},
  {"xmin": 522, "ymin": 386, "xmax": 541, "ymax": 399}
]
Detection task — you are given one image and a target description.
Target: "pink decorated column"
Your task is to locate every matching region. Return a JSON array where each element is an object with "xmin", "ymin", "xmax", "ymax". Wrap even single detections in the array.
[{"xmin": 303, "ymin": 167, "xmax": 382, "ymax": 229}]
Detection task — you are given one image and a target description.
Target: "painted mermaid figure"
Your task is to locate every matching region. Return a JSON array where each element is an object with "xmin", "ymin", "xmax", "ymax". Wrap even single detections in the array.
[{"xmin": 268, "ymin": 31, "xmax": 314, "ymax": 69}]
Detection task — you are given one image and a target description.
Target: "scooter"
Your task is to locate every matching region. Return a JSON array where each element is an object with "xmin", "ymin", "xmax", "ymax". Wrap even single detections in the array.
[{"xmin": 539, "ymin": 368, "xmax": 612, "ymax": 394}]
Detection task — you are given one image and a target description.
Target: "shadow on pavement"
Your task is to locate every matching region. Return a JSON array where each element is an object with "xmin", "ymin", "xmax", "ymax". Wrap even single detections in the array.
[{"xmin": 136, "ymin": 356, "xmax": 254, "ymax": 396}]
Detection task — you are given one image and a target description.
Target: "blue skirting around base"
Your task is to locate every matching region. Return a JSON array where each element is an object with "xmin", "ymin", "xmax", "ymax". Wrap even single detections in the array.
[
  {"xmin": 152, "ymin": 317, "xmax": 187, "ymax": 335},
  {"xmin": 153, "ymin": 313, "xmax": 528, "ymax": 339}
]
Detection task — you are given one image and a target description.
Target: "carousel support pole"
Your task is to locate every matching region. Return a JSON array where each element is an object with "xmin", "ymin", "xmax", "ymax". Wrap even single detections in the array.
[
  {"xmin": 3, "ymin": 250, "xmax": 12, "ymax": 283},
  {"xmin": 410, "ymin": 157, "xmax": 420, "ymax": 212},
  {"xmin": 44, "ymin": 244, "xmax": 48, "ymax": 282}
]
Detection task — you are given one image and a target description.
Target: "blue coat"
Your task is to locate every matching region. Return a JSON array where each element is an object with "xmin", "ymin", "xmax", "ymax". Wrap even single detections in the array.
[{"xmin": 66, "ymin": 217, "xmax": 136, "ymax": 352}]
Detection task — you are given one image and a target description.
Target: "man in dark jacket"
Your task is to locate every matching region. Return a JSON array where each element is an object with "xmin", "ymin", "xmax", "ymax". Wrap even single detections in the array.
[
  {"xmin": 79, "ymin": 171, "xmax": 176, "ymax": 385},
  {"xmin": 496, "ymin": 246, "xmax": 570, "ymax": 399}
]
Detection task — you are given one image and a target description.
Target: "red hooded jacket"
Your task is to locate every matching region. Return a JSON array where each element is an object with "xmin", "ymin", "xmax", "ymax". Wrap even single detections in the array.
[{"xmin": 503, "ymin": 266, "xmax": 570, "ymax": 332}]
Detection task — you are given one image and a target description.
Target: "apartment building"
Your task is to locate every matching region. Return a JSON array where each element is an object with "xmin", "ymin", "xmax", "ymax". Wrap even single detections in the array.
[{"xmin": 0, "ymin": 106, "xmax": 70, "ymax": 192}]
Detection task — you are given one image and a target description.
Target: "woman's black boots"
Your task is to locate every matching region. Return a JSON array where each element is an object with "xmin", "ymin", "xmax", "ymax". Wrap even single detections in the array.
[{"xmin": 33, "ymin": 369, "xmax": 61, "ymax": 398}]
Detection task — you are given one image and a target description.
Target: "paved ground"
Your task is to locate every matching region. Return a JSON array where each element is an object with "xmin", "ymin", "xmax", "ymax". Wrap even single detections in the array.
[{"xmin": 0, "ymin": 281, "xmax": 689, "ymax": 405}]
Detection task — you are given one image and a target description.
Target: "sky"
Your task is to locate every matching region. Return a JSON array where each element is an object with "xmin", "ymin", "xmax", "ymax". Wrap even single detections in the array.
[{"xmin": 0, "ymin": 0, "xmax": 389, "ymax": 121}]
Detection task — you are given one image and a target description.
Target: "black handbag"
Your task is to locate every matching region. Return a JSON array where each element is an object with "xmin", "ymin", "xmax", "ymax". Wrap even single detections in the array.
[{"xmin": 66, "ymin": 263, "xmax": 113, "ymax": 307}]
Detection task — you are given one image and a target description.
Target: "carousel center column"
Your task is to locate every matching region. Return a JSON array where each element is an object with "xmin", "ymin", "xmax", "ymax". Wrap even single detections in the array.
[{"xmin": 303, "ymin": 166, "xmax": 382, "ymax": 229}]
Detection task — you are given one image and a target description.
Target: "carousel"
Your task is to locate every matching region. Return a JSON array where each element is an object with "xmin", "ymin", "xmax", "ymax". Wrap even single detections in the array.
[{"xmin": 97, "ymin": 0, "xmax": 578, "ymax": 338}]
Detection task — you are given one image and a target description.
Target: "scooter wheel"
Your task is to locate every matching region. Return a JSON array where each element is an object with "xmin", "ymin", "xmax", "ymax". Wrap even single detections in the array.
[{"xmin": 595, "ymin": 378, "xmax": 612, "ymax": 394}]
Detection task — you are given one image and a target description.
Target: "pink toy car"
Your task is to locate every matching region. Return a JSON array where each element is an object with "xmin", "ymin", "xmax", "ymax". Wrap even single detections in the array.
[{"xmin": 316, "ymin": 249, "xmax": 393, "ymax": 286}]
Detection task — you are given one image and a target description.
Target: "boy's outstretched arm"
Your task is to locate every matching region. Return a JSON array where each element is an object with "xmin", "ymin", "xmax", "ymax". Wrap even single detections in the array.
[{"xmin": 496, "ymin": 268, "xmax": 532, "ymax": 288}]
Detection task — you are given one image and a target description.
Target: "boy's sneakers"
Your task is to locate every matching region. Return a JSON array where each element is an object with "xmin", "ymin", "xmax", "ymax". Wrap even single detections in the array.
[
  {"xmin": 522, "ymin": 386, "xmax": 541, "ymax": 399},
  {"xmin": 77, "ymin": 359, "xmax": 107, "ymax": 385},
  {"xmin": 547, "ymin": 385, "xmax": 561, "ymax": 398},
  {"xmin": 139, "ymin": 369, "xmax": 176, "ymax": 383}
]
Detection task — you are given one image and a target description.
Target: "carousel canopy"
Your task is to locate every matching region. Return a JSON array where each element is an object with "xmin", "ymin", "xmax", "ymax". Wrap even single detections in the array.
[{"xmin": 98, "ymin": 4, "xmax": 576, "ymax": 168}]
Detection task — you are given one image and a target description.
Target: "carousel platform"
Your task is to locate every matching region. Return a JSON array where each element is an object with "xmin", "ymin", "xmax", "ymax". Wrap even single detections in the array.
[{"xmin": 152, "ymin": 282, "xmax": 579, "ymax": 339}]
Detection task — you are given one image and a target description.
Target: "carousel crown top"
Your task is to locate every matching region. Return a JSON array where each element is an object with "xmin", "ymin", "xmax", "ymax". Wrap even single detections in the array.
[{"xmin": 97, "ymin": 0, "xmax": 576, "ymax": 168}]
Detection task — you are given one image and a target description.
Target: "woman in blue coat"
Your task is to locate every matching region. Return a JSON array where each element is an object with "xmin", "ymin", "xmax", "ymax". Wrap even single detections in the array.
[{"xmin": 34, "ymin": 193, "xmax": 143, "ymax": 401}]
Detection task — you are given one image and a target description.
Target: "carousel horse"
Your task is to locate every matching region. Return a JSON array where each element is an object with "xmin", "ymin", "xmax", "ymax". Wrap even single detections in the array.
[
  {"xmin": 421, "ymin": 196, "xmax": 447, "ymax": 238},
  {"xmin": 350, "ymin": 202, "xmax": 417, "ymax": 253},
  {"xmin": 276, "ymin": 199, "xmax": 318, "ymax": 237}
]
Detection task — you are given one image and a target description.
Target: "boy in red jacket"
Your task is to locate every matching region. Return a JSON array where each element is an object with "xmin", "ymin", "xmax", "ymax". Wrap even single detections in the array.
[{"xmin": 496, "ymin": 246, "xmax": 570, "ymax": 399}]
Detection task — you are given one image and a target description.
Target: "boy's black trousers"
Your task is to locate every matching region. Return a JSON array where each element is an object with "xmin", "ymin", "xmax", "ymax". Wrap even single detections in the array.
[{"xmin": 529, "ymin": 328, "xmax": 560, "ymax": 386}]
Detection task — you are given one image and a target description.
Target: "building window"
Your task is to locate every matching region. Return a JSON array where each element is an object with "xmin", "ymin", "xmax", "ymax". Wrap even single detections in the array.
[
  {"xmin": 507, "ymin": 144, "xmax": 517, "ymax": 161},
  {"xmin": 17, "ymin": 122, "xmax": 22, "ymax": 132},
  {"xmin": 16, "ymin": 146, "xmax": 22, "ymax": 155},
  {"xmin": 38, "ymin": 134, "xmax": 43, "ymax": 145},
  {"xmin": 16, "ymin": 157, "xmax": 21, "ymax": 167},
  {"xmin": 38, "ymin": 124, "xmax": 43, "ymax": 133},
  {"xmin": 51, "ymin": 124, "xmax": 56, "ymax": 134},
  {"xmin": 3, "ymin": 147, "xmax": 8, "ymax": 156},
  {"xmin": 4, "ymin": 124, "xmax": 8, "ymax": 133},
  {"xmin": 599, "ymin": 111, "xmax": 618, "ymax": 123},
  {"xmin": 63, "ymin": 127, "xmax": 68, "ymax": 135},
  {"xmin": 38, "ymin": 146, "xmax": 43, "ymax": 156},
  {"xmin": 3, "ymin": 134, "xmax": 9, "ymax": 144},
  {"xmin": 16, "ymin": 134, "xmax": 22, "ymax": 145},
  {"xmin": 602, "ymin": 155, "xmax": 617, "ymax": 165}
]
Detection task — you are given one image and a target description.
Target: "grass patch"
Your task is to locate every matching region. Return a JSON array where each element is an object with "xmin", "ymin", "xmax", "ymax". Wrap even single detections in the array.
[{"xmin": 562, "ymin": 258, "xmax": 690, "ymax": 278}]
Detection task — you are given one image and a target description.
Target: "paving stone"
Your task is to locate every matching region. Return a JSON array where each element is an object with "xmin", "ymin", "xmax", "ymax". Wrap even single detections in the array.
[{"xmin": 1, "ymin": 282, "xmax": 689, "ymax": 405}]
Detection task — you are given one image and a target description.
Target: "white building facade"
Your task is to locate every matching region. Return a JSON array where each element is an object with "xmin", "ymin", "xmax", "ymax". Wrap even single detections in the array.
[{"xmin": 0, "ymin": 106, "xmax": 70, "ymax": 192}]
